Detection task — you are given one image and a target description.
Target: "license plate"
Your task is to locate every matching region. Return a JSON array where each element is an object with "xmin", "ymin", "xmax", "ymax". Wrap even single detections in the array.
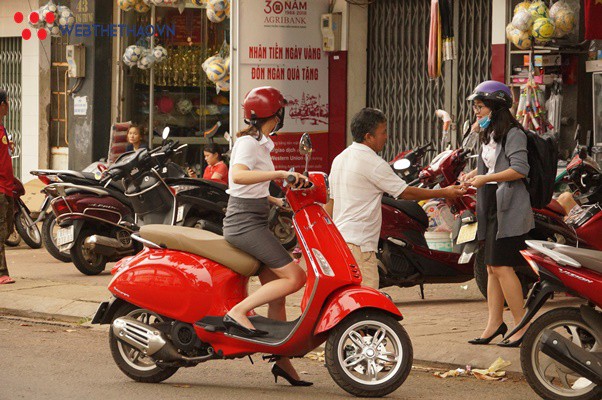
[
  {"xmin": 457, "ymin": 222, "xmax": 478, "ymax": 245},
  {"xmin": 176, "ymin": 205, "xmax": 184, "ymax": 223},
  {"xmin": 56, "ymin": 226, "xmax": 74, "ymax": 246},
  {"xmin": 458, "ymin": 251, "xmax": 474, "ymax": 264}
]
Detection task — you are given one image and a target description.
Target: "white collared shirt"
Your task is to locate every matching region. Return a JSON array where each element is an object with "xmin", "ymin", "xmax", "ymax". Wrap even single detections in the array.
[
  {"xmin": 227, "ymin": 134, "xmax": 275, "ymax": 198},
  {"xmin": 330, "ymin": 142, "xmax": 408, "ymax": 252}
]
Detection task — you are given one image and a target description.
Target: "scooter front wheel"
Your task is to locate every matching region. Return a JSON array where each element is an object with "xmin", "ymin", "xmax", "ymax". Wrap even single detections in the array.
[
  {"xmin": 70, "ymin": 228, "xmax": 107, "ymax": 275},
  {"xmin": 14, "ymin": 210, "xmax": 42, "ymax": 249},
  {"xmin": 325, "ymin": 310, "xmax": 413, "ymax": 398}
]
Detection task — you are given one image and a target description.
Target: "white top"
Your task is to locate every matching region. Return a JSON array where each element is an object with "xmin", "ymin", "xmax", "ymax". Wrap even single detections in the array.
[
  {"xmin": 481, "ymin": 135, "xmax": 498, "ymax": 184},
  {"xmin": 227, "ymin": 134, "xmax": 275, "ymax": 198},
  {"xmin": 330, "ymin": 142, "xmax": 408, "ymax": 252}
]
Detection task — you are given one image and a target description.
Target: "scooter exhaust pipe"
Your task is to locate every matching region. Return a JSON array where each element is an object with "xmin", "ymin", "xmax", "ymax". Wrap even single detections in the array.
[
  {"xmin": 84, "ymin": 235, "xmax": 132, "ymax": 257},
  {"xmin": 112, "ymin": 317, "xmax": 215, "ymax": 364},
  {"xmin": 112, "ymin": 317, "xmax": 182, "ymax": 362}
]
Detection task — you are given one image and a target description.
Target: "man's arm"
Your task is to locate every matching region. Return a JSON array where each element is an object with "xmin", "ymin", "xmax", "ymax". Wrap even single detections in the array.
[
  {"xmin": 401, "ymin": 185, "xmax": 465, "ymax": 201},
  {"xmin": 324, "ymin": 198, "xmax": 333, "ymax": 217}
]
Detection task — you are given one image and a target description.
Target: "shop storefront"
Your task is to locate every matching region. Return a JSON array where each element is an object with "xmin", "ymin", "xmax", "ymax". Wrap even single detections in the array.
[{"xmin": 116, "ymin": 0, "xmax": 230, "ymax": 175}]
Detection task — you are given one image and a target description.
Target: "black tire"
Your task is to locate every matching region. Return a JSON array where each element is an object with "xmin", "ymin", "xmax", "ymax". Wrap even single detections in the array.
[
  {"xmin": 325, "ymin": 310, "xmax": 413, "ymax": 398},
  {"xmin": 70, "ymin": 228, "xmax": 107, "ymax": 275},
  {"xmin": 473, "ymin": 246, "xmax": 531, "ymax": 300},
  {"xmin": 14, "ymin": 210, "xmax": 42, "ymax": 249},
  {"xmin": 5, "ymin": 229, "xmax": 21, "ymax": 247},
  {"xmin": 270, "ymin": 209, "xmax": 297, "ymax": 251},
  {"xmin": 42, "ymin": 214, "xmax": 71, "ymax": 263},
  {"xmin": 520, "ymin": 307, "xmax": 602, "ymax": 400},
  {"xmin": 109, "ymin": 303, "xmax": 179, "ymax": 383}
]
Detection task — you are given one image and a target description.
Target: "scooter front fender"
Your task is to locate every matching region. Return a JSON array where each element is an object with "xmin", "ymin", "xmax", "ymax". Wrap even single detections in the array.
[{"xmin": 314, "ymin": 286, "xmax": 403, "ymax": 336}]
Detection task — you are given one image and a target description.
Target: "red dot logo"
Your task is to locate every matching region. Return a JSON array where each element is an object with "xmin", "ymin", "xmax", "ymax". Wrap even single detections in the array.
[{"xmin": 14, "ymin": 11, "xmax": 52, "ymax": 41}]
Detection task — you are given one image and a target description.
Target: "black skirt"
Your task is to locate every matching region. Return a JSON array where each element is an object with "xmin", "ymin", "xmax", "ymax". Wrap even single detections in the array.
[{"xmin": 482, "ymin": 184, "xmax": 528, "ymax": 268}]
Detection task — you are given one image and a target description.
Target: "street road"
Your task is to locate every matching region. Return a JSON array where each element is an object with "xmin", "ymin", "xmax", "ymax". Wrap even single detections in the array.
[{"xmin": 0, "ymin": 317, "xmax": 538, "ymax": 400}]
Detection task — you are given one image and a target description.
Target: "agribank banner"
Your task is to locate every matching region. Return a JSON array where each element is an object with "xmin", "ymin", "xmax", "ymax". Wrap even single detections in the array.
[{"xmin": 238, "ymin": 0, "xmax": 330, "ymax": 172}]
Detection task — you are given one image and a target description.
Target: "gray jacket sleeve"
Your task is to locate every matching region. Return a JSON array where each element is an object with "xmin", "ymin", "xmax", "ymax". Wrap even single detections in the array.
[{"xmin": 504, "ymin": 128, "xmax": 529, "ymax": 177}]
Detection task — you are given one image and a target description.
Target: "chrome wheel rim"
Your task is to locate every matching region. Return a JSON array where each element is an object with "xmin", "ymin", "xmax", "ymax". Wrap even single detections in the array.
[
  {"xmin": 531, "ymin": 319, "xmax": 600, "ymax": 397},
  {"xmin": 117, "ymin": 310, "xmax": 164, "ymax": 371},
  {"xmin": 273, "ymin": 215, "xmax": 295, "ymax": 244},
  {"xmin": 21, "ymin": 213, "xmax": 40, "ymax": 243},
  {"xmin": 337, "ymin": 320, "xmax": 403, "ymax": 385}
]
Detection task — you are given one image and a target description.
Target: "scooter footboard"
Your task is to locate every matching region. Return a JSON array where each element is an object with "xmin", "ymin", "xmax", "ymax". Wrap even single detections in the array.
[{"xmin": 314, "ymin": 286, "xmax": 402, "ymax": 335}]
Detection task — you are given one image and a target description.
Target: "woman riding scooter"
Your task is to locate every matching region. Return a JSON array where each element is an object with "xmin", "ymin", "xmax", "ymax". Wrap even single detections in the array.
[{"xmin": 222, "ymin": 86, "xmax": 311, "ymax": 385}]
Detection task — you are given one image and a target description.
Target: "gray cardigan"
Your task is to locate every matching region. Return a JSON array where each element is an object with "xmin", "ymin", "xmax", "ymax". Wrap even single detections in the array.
[{"xmin": 476, "ymin": 127, "xmax": 535, "ymax": 240}]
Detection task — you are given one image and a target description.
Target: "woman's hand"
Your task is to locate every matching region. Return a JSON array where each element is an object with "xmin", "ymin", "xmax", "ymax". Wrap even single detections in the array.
[
  {"xmin": 459, "ymin": 169, "xmax": 477, "ymax": 183},
  {"xmin": 187, "ymin": 167, "xmax": 197, "ymax": 178},
  {"xmin": 280, "ymin": 171, "xmax": 309, "ymax": 188},
  {"xmin": 468, "ymin": 175, "xmax": 490, "ymax": 188}
]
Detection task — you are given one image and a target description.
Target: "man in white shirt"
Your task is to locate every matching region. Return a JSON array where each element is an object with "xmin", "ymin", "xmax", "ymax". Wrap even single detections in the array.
[{"xmin": 326, "ymin": 108, "xmax": 466, "ymax": 289}]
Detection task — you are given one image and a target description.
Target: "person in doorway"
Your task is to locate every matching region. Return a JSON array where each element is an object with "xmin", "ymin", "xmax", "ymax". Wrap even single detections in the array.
[
  {"xmin": 461, "ymin": 81, "xmax": 534, "ymax": 348},
  {"xmin": 187, "ymin": 144, "xmax": 229, "ymax": 185},
  {"xmin": 222, "ymin": 86, "xmax": 311, "ymax": 386},
  {"xmin": 125, "ymin": 124, "xmax": 148, "ymax": 152},
  {"xmin": 325, "ymin": 107, "xmax": 467, "ymax": 290},
  {"xmin": 0, "ymin": 89, "xmax": 16, "ymax": 285}
]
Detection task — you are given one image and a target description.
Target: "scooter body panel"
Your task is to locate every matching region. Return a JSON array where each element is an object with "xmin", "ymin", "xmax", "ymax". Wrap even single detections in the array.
[{"xmin": 314, "ymin": 286, "xmax": 403, "ymax": 335}]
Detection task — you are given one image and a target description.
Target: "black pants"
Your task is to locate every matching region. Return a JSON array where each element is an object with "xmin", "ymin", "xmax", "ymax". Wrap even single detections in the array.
[
  {"xmin": 482, "ymin": 184, "xmax": 528, "ymax": 268},
  {"xmin": 0, "ymin": 193, "xmax": 14, "ymax": 276}
]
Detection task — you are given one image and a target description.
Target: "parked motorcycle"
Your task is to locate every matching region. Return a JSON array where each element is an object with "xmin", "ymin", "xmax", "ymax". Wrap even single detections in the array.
[
  {"xmin": 504, "ymin": 240, "xmax": 601, "ymax": 400},
  {"xmin": 11, "ymin": 177, "xmax": 42, "ymax": 249},
  {"xmin": 91, "ymin": 133, "xmax": 413, "ymax": 397}
]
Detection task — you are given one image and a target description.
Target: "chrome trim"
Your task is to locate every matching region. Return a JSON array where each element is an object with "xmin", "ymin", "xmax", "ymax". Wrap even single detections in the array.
[
  {"xmin": 55, "ymin": 212, "xmax": 134, "ymax": 233},
  {"xmin": 124, "ymin": 181, "xmax": 162, "ymax": 197},
  {"xmin": 224, "ymin": 211, "xmax": 320, "ymax": 347},
  {"xmin": 131, "ymin": 234, "xmax": 162, "ymax": 249},
  {"xmin": 112, "ymin": 317, "xmax": 166, "ymax": 356},
  {"xmin": 83, "ymin": 207, "xmax": 123, "ymax": 224}
]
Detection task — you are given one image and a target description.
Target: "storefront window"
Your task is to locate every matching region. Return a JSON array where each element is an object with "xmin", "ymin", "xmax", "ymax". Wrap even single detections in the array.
[{"xmin": 121, "ymin": 3, "xmax": 229, "ymax": 174}]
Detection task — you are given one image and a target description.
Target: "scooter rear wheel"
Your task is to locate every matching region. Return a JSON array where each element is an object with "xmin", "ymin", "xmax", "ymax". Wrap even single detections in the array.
[
  {"xmin": 520, "ymin": 307, "xmax": 602, "ymax": 400},
  {"xmin": 70, "ymin": 228, "xmax": 107, "ymax": 275},
  {"xmin": 325, "ymin": 310, "xmax": 412, "ymax": 398},
  {"xmin": 14, "ymin": 210, "xmax": 42, "ymax": 249},
  {"xmin": 109, "ymin": 303, "xmax": 179, "ymax": 383},
  {"xmin": 42, "ymin": 214, "xmax": 71, "ymax": 263}
]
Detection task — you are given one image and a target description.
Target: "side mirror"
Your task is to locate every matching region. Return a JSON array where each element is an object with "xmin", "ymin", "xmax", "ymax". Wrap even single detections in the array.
[
  {"xmin": 162, "ymin": 127, "xmax": 170, "ymax": 140},
  {"xmin": 579, "ymin": 146, "xmax": 588, "ymax": 160},
  {"xmin": 299, "ymin": 133, "xmax": 313, "ymax": 156},
  {"xmin": 393, "ymin": 158, "xmax": 412, "ymax": 171}
]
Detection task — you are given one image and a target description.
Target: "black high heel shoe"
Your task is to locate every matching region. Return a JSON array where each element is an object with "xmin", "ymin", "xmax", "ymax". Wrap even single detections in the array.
[
  {"xmin": 497, "ymin": 335, "xmax": 524, "ymax": 348},
  {"xmin": 223, "ymin": 314, "xmax": 268, "ymax": 337},
  {"xmin": 468, "ymin": 323, "xmax": 508, "ymax": 345},
  {"xmin": 271, "ymin": 364, "xmax": 313, "ymax": 386}
]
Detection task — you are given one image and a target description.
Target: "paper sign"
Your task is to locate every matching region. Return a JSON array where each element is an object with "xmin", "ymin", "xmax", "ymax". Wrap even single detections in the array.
[
  {"xmin": 74, "ymin": 96, "xmax": 88, "ymax": 116},
  {"xmin": 456, "ymin": 222, "xmax": 478, "ymax": 245}
]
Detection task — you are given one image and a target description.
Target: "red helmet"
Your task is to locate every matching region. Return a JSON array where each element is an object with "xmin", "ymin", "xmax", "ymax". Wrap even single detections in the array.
[{"xmin": 243, "ymin": 86, "xmax": 287, "ymax": 121}]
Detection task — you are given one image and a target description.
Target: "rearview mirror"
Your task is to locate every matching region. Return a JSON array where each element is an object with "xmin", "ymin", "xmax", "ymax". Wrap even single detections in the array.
[
  {"xmin": 299, "ymin": 133, "xmax": 312, "ymax": 156},
  {"xmin": 162, "ymin": 127, "xmax": 170, "ymax": 140}
]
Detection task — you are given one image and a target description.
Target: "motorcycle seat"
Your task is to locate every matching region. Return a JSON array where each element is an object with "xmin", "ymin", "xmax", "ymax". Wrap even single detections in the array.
[
  {"xmin": 382, "ymin": 196, "xmax": 429, "ymax": 229},
  {"xmin": 139, "ymin": 225, "xmax": 261, "ymax": 277},
  {"xmin": 552, "ymin": 245, "xmax": 602, "ymax": 274},
  {"xmin": 545, "ymin": 199, "xmax": 566, "ymax": 216}
]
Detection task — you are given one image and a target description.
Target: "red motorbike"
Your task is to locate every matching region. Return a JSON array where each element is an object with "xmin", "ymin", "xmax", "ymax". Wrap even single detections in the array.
[
  {"xmin": 91, "ymin": 134, "xmax": 413, "ymax": 398},
  {"xmin": 504, "ymin": 240, "xmax": 602, "ymax": 400},
  {"xmin": 11, "ymin": 177, "xmax": 43, "ymax": 249}
]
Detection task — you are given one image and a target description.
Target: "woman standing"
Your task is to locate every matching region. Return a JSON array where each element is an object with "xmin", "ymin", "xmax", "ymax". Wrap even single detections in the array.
[
  {"xmin": 462, "ymin": 81, "xmax": 534, "ymax": 347},
  {"xmin": 222, "ymin": 86, "xmax": 311, "ymax": 386}
]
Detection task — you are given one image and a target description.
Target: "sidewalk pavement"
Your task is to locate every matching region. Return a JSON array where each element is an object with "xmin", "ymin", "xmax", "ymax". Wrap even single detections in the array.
[{"xmin": 0, "ymin": 244, "xmax": 581, "ymax": 373}]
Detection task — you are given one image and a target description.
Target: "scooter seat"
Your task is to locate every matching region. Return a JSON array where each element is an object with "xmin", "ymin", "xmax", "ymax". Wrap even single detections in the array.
[
  {"xmin": 139, "ymin": 225, "xmax": 261, "ymax": 277},
  {"xmin": 382, "ymin": 196, "xmax": 429, "ymax": 229},
  {"xmin": 552, "ymin": 244, "xmax": 602, "ymax": 274},
  {"xmin": 545, "ymin": 199, "xmax": 566, "ymax": 216}
]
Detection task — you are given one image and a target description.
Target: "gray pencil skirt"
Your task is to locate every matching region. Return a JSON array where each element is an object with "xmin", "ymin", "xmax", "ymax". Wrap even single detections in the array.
[{"xmin": 223, "ymin": 196, "xmax": 293, "ymax": 269}]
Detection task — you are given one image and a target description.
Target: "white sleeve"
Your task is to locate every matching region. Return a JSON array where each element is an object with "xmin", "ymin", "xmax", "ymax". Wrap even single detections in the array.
[
  {"xmin": 232, "ymin": 137, "xmax": 258, "ymax": 170},
  {"xmin": 370, "ymin": 161, "xmax": 408, "ymax": 198}
]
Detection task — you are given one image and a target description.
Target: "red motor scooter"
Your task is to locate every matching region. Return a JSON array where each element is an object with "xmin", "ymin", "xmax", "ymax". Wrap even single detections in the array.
[
  {"xmin": 92, "ymin": 134, "xmax": 413, "ymax": 398},
  {"xmin": 504, "ymin": 240, "xmax": 602, "ymax": 400}
]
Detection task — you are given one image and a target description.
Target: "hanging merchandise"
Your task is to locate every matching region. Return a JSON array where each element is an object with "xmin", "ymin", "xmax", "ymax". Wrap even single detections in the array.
[
  {"xmin": 152, "ymin": 45, "xmax": 168, "ymax": 62},
  {"xmin": 545, "ymin": 78, "xmax": 563, "ymax": 134},
  {"xmin": 119, "ymin": 0, "xmax": 137, "ymax": 12},
  {"xmin": 176, "ymin": 98, "xmax": 193, "ymax": 115},
  {"xmin": 584, "ymin": 0, "xmax": 602, "ymax": 40},
  {"xmin": 532, "ymin": 17, "xmax": 555, "ymax": 43},
  {"xmin": 439, "ymin": 0, "xmax": 454, "ymax": 61},
  {"xmin": 515, "ymin": 80, "xmax": 553, "ymax": 134},
  {"xmin": 134, "ymin": 0, "xmax": 150, "ymax": 13},
  {"xmin": 123, "ymin": 45, "xmax": 143, "ymax": 67},
  {"xmin": 512, "ymin": 10, "xmax": 534, "ymax": 31},
  {"xmin": 529, "ymin": 1, "xmax": 550, "ymax": 19},
  {"xmin": 427, "ymin": 0, "xmax": 441, "ymax": 79},
  {"xmin": 507, "ymin": 1, "xmax": 576, "ymax": 49},
  {"xmin": 28, "ymin": 11, "xmax": 45, "ymax": 29},
  {"xmin": 137, "ymin": 49, "xmax": 156, "ymax": 70},
  {"xmin": 514, "ymin": 1, "xmax": 532, "ymax": 14}
]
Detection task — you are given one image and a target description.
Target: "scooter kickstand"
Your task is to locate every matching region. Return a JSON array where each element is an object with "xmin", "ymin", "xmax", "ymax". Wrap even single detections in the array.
[
  {"xmin": 419, "ymin": 284, "xmax": 425, "ymax": 300},
  {"xmin": 248, "ymin": 355, "xmax": 254, "ymax": 365}
]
